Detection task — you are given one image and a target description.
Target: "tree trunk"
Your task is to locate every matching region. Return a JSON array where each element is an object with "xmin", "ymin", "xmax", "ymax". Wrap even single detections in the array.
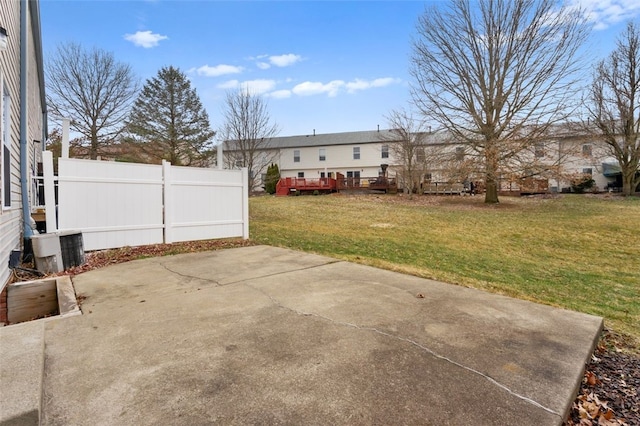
[
  {"xmin": 90, "ymin": 139, "xmax": 98, "ymax": 160},
  {"xmin": 485, "ymin": 178, "xmax": 499, "ymax": 203},
  {"xmin": 484, "ymin": 144, "xmax": 500, "ymax": 204},
  {"xmin": 622, "ymin": 170, "xmax": 636, "ymax": 196},
  {"xmin": 90, "ymin": 125, "xmax": 98, "ymax": 160}
]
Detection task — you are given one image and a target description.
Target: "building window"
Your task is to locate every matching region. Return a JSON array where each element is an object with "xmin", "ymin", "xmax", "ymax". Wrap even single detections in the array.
[
  {"xmin": 294, "ymin": 150, "xmax": 300, "ymax": 163},
  {"xmin": 535, "ymin": 142, "xmax": 545, "ymax": 158},
  {"xmin": 582, "ymin": 168, "xmax": 593, "ymax": 175},
  {"xmin": 582, "ymin": 144, "xmax": 592, "ymax": 157},
  {"xmin": 319, "ymin": 148, "xmax": 326, "ymax": 161},
  {"xmin": 297, "ymin": 172, "xmax": 304, "ymax": 178},
  {"xmin": 381, "ymin": 145, "xmax": 389, "ymax": 159},
  {"xmin": 234, "ymin": 160, "xmax": 243, "ymax": 168},
  {"xmin": 455, "ymin": 146, "xmax": 465, "ymax": 161},
  {"xmin": 424, "ymin": 172, "xmax": 432, "ymax": 181},
  {"xmin": 353, "ymin": 147, "xmax": 360, "ymax": 160},
  {"xmin": 416, "ymin": 147, "xmax": 426, "ymax": 163},
  {"xmin": 2, "ymin": 80, "xmax": 11, "ymax": 209}
]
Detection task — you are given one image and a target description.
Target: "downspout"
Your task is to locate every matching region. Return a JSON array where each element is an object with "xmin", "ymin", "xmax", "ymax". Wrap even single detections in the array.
[{"xmin": 19, "ymin": 0, "xmax": 33, "ymax": 246}]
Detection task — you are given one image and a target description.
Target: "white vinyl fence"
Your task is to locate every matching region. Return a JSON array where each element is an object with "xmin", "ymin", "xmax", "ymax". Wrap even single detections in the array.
[{"xmin": 42, "ymin": 153, "xmax": 248, "ymax": 251}]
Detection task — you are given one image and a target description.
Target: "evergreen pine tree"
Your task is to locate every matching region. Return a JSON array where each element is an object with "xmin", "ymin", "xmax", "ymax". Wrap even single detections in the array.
[
  {"xmin": 264, "ymin": 163, "xmax": 280, "ymax": 194},
  {"xmin": 126, "ymin": 66, "xmax": 215, "ymax": 166}
]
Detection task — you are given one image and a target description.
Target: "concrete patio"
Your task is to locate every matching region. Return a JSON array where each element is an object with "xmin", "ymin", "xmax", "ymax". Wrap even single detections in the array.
[{"xmin": 1, "ymin": 245, "xmax": 603, "ymax": 425}]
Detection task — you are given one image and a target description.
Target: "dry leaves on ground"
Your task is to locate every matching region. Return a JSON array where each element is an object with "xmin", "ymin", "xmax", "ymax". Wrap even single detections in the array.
[
  {"xmin": 566, "ymin": 331, "xmax": 639, "ymax": 426},
  {"xmin": 40, "ymin": 239, "xmax": 254, "ymax": 278}
]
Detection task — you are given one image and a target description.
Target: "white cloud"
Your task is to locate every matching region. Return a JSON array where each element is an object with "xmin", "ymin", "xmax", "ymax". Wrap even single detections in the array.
[
  {"xmin": 292, "ymin": 77, "xmax": 400, "ymax": 97},
  {"xmin": 242, "ymin": 79, "xmax": 277, "ymax": 94},
  {"xmin": 249, "ymin": 53, "xmax": 302, "ymax": 70},
  {"xmin": 217, "ymin": 80, "xmax": 240, "ymax": 89},
  {"xmin": 345, "ymin": 77, "xmax": 400, "ymax": 93},
  {"xmin": 123, "ymin": 30, "xmax": 168, "ymax": 48},
  {"xmin": 217, "ymin": 79, "xmax": 277, "ymax": 95},
  {"xmin": 570, "ymin": 0, "xmax": 640, "ymax": 30},
  {"xmin": 268, "ymin": 90, "xmax": 292, "ymax": 99},
  {"xmin": 194, "ymin": 64, "xmax": 243, "ymax": 77},
  {"xmin": 216, "ymin": 76, "xmax": 398, "ymax": 99},
  {"xmin": 292, "ymin": 80, "xmax": 345, "ymax": 97},
  {"xmin": 269, "ymin": 54, "xmax": 302, "ymax": 67}
]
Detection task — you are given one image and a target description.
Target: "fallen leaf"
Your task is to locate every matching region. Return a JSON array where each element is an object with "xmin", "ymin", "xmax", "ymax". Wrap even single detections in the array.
[{"xmin": 586, "ymin": 371, "xmax": 599, "ymax": 386}]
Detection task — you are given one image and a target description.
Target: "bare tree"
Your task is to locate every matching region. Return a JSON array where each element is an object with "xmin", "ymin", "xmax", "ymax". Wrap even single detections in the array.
[
  {"xmin": 410, "ymin": 0, "xmax": 589, "ymax": 203},
  {"xmin": 46, "ymin": 43, "xmax": 138, "ymax": 159},
  {"xmin": 221, "ymin": 89, "xmax": 279, "ymax": 191},
  {"xmin": 382, "ymin": 109, "xmax": 441, "ymax": 196},
  {"xmin": 587, "ymin": 22, "xmax": 640, "ymax": 196}
]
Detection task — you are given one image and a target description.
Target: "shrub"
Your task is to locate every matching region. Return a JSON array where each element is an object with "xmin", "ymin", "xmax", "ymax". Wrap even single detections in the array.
[
  {"xmin": 264, "ymin": 163, "xmax": 280, "ymax": 194},
  {"xmin": 571, "ymin": 175, "xmax": 595, "ymax": 193}
]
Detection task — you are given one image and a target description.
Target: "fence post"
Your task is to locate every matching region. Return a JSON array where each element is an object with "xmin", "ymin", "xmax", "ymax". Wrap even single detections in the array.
[
  {"xmin": 163, "ymin": 160, "xmax": 172, "ymax": 244},
  {"xmin": 42, "ymin": 150, "xmax": 57, "ymax": 233},
  {"xmin": 242, "ymin": 167, "xmax": 249, "ymax": 239}
]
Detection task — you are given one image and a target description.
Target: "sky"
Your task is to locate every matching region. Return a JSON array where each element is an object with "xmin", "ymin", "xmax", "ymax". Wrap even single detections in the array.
[{"xmin": 39, "ymin": 0, "xmax": 640, "ymax": 138}]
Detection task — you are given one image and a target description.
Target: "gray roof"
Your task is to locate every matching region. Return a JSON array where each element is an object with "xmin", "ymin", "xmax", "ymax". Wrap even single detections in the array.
[
  {"xmin": 261, "ymin": 129, "xmax": 399, "ymax": 149},
  {"xmin": 223, "ymin": 122, "xmax": 598, "ymax": 151},
  {"xmin": 223, "ymin": 129, "xmax": 454, "ymax": 151}
]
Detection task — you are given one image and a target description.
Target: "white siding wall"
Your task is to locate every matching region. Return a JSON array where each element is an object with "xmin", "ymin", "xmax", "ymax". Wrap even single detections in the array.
[
  {"xmin": 1, "ymin": 1, "xmax": 43, "ymax": 291},
  {"xmin": 558, "ymin": 141, "xmax": 610, "ymax": 191},
  {"xmin": 279, "ymin": 142, "xmax": 391, "ymax": 178},
  {"xmin": 27, "ymin": 9, "xmax": 44, "ymax": 201}
]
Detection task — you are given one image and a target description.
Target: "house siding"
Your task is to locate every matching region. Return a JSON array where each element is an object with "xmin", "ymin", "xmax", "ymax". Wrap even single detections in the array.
[
  {"xmin": 0, "ymin": 0, "xmax": 45, "ymax": 292},
  {"xmin": 229, "ymin": 128, "xmax": 621, "ymax": 194},
  {"xmin": 279, "ymin": 141, "xmax": 392, "ymax": 179}
]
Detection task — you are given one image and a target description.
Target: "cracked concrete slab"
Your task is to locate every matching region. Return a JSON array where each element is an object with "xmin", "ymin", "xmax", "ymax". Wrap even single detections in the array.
[{"xmin": 5, "ymin": 246, "xmax": 602, "ymax": 425}]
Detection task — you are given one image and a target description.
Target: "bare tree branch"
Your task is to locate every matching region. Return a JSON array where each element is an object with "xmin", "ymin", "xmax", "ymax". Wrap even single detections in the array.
[
  {"xmin": 585, "ymin": 22, "xmax": 640, "ymax": 196},
  {"xmin": 221, "ymin": 89, "xmax": 279, "ymax": 191},
  {"xmin": 410, "ymin": 0, "xmax": 590, "ymax": 203},
  {"xmin": 381, "ymin": 109, "xmax": 447, "ymax": 196},
  {"xmin": 46, "ymin": 43, "xmax": 138, "ymax": 159}
]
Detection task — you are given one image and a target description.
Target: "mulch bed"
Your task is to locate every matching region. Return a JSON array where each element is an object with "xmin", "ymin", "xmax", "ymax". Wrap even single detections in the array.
[{"xmin": 566, "ymin": 330, "xmax": 639, "ymax": 426}]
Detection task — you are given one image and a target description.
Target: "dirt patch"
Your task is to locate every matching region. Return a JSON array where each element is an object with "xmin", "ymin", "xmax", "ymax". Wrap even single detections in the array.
[{"xmin": 370, "ymin": 223, "xmax": 395, "ymax": 229}]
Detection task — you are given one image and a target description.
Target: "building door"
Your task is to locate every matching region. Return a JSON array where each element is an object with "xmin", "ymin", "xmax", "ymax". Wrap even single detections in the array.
[{"xmin": 346, "ymin": 171, "xmax": 360, "ymax": 188}]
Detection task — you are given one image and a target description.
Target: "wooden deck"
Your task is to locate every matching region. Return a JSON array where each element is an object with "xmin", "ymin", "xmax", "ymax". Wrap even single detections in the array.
[{"xmin": 275, "ymin": 177, "xmax": 337, "ymax": 196}]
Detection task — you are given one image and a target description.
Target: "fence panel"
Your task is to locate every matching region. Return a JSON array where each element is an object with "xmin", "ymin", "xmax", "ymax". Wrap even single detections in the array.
[
  {"xmin": 165, "ymin": 163, "xmax": 248, "ymax": 243},
  {"xmin": 57, "ymin": 159, "xmax": 164, "ymax": 251},
  {"xmin": 50, "ymin": 158, "xmax": 248, "ymax": 251}
]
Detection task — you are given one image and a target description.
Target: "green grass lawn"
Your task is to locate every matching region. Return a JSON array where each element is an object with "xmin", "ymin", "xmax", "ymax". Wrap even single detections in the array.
[{"xmin": 249, "ymin": 193, "xmax": 640, "ymax": 349}]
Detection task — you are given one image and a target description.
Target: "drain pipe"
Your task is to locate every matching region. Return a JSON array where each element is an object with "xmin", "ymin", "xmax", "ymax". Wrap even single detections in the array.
[{"xmin": 19, "ymin": 0, "xmax": 33, "ymax": 250}]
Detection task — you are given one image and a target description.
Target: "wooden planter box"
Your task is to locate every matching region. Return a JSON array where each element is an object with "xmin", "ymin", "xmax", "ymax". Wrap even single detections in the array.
[{"xmin": 7, "ymin": 276, "xmax": 81, "ymax": 324}]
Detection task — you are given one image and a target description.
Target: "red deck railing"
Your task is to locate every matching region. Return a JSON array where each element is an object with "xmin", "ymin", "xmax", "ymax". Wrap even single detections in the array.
[{"xmin": 276, "ymin": 177, "xmax": 337, "ymax": 195}]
